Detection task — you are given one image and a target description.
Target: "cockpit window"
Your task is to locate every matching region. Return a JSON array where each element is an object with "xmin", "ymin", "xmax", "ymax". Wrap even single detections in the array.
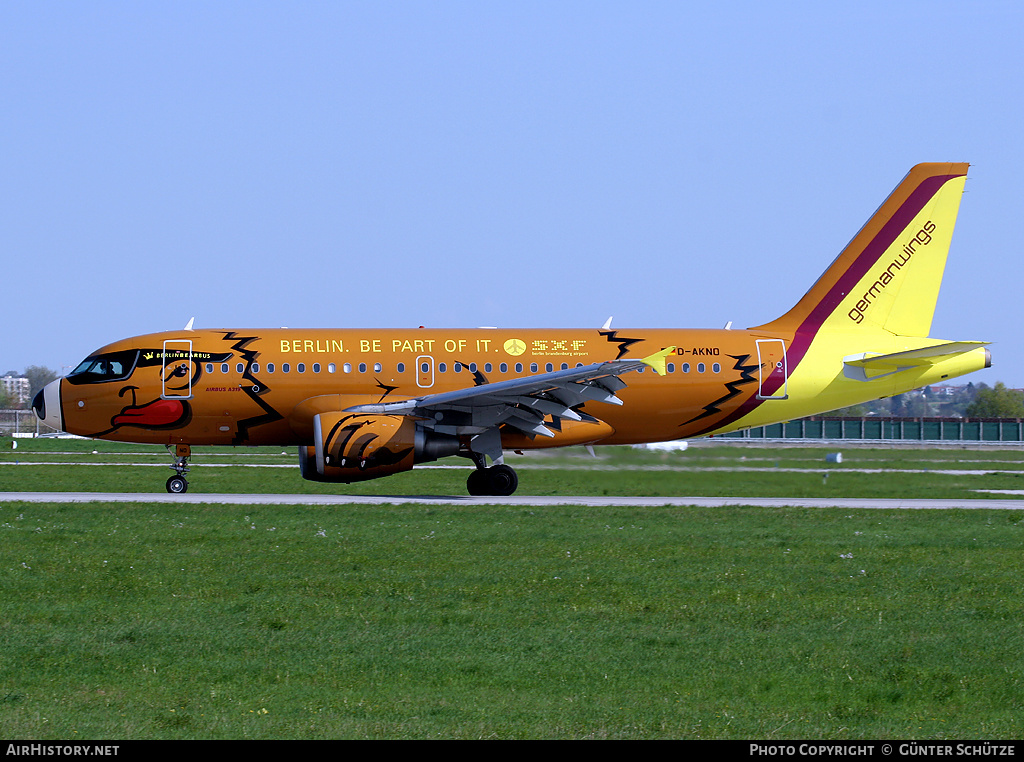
[{"xmin": 66, "ymin": 350, "xmax": 140, "ymax": 385}]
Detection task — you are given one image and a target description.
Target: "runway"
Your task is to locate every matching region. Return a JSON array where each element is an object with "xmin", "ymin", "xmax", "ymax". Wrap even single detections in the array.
[{"xmin": 4, "ymin": 491, "xmax": 1024, "ymax": 509}]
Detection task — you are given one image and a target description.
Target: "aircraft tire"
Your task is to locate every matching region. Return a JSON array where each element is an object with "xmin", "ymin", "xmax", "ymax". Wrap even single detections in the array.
[
  {"xmin": 166, "ymin": 475, "xmax": 189, "ymax": 494},
  {"xmin": 486, "ymin": 464, "xmax": 518, "ymax": 496},
  {"xmin": 466, "ymin": 465, "xmax": 518, "ymax": 496},
  {"xmin": 466, "ymin": 469, "xmax": 488, "ymax": 496}
]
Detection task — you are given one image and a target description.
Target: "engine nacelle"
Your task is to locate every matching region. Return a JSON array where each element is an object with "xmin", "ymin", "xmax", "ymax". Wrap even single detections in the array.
[{"xmin": 298, "ymin": 413, "xmax": 458, "ymax": 483}]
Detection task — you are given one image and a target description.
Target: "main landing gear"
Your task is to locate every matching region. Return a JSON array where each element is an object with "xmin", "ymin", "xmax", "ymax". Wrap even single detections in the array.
[
  {"xmin": 466, "ymin": 464, "xmax": 519, "ymax": 496},
  {"xmin": 165, "ymin": 444, "xmax": 191, "ymax": 494},
  {"xmin": 462, "ymin": 428, "xmax": 519, "ymax": 496}
]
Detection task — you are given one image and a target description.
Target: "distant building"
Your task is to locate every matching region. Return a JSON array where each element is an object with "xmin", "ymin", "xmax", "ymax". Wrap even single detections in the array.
[{"xmin": 1, "ymin": 374, "xmax": 30, "ymax": 405}]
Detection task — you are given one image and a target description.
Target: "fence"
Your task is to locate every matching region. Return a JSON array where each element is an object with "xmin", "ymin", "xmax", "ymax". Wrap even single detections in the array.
[
  {"xmin": 719, "ymin": 416, "xmax": 1024, "ymax": 443},
  {"xmin": 1, "ymin": 409, "xmax": 62, "ymax": 437}
]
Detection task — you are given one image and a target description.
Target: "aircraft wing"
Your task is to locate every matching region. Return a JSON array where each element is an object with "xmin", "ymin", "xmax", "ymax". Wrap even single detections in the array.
[
  {"xmin": 344, "ymin": 346, "xmax": 675, "ymax": 438},
  {"xmin": 843, "ymin": 341, "xmax": 990, "ymax": 381}
]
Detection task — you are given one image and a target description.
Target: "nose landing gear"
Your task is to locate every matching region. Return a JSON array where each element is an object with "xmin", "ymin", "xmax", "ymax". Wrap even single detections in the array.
[{"xmin": 165, "ymin": 444, "xmax": 191, "ymax": 493}]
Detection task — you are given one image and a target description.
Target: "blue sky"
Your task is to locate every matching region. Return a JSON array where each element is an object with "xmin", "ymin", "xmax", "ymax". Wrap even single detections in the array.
[{"xmin": 4, "ymin": 2, "xmax": 1021, "ymax": 387}]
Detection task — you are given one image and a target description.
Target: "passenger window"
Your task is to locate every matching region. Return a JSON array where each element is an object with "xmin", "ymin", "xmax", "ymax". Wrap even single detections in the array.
[
  {"xmin": 221, "ymin": 364, "xmax": 229, "ymax": 373},
  {"xmin": 252, "ymin": 363, "xmax": 259, "ymax": 373},
  {"xmin": 397, "ymin": 363, "xmax": 405, "ymax": 373},
  {"xmin": 297, "ymin": 363, "xmax": 305, "ymax": 373},
  {"xmin": 267, "ymin": 363, "xmax": 275, "ymax": 373},
  {"xmin": 282, "ymin": 363, "xmax": 290, "ymax": 373},
  {"xmin": 313, "ymin": 363, "xmax": 320, "ymax": 373},
  {"xmin": 327, "ymin": 363, "xmax": 335, "ymax": 373}
]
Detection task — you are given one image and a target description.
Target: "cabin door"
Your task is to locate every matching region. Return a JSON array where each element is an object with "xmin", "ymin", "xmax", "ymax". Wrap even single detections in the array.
[{"xmin": 162, "ymin": 339, "xmax": 194, "ymax": 399}]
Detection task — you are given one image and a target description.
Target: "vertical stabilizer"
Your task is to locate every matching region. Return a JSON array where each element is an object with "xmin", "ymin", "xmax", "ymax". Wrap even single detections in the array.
[{"xmin": 753, "ymin": 163, "xmax": 969, "ymax": 339}]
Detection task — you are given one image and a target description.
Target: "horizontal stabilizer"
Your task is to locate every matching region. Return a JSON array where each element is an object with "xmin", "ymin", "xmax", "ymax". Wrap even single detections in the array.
[{"xmin": 843, "ymin": 341, "xmax": 990, "ymax": 381}]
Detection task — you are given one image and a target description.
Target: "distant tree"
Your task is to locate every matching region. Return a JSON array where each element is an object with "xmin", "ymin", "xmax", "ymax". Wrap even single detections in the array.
[
  {"xmin": 889, "ymin": 392, "xmax": 930, "ymax": 417},
  {"xmin": 903, "ymin": 393, "xmax": 931, "ymax": 417},
  {"xmin": 24, "ymin": 366, "xmax": 59, "ymax": 399},
  {"xmin": 947, "ymin": 382, "xmax": 979, "ymax": 415},
  {"xmin": 824, "ymin": 402, "xmax": 870, "ymax": 416},
  {"xmin": 965, "ymin": 382, "xmax": 1024, "ymax": 419}
]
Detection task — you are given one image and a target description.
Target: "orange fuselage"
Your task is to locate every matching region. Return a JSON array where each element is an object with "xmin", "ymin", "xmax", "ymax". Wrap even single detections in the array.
[{"xmin": 55, "ymin": 326, "xmax": 790, "ymax": 448}]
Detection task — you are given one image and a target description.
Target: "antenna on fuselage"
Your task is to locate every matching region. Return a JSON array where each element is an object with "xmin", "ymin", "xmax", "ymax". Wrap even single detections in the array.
[
  {"xmin": 601, "ymin": 316, "xmax": 613, "ymax": 330},
  {"xmin": 184, "ymin": 317, "xmax": 195, "ymax": 331}
]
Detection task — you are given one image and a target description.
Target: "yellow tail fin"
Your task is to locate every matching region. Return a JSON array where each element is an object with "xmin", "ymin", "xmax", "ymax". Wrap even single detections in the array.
[{"xmin": 754, "ymin": 163, "xmax": 969, "ymax": 338}]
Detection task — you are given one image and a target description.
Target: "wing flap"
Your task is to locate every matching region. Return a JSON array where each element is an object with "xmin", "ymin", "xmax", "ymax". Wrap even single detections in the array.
[{"xmin": 344, "ymin": 346, "xmax": 676, "ymax": 437}]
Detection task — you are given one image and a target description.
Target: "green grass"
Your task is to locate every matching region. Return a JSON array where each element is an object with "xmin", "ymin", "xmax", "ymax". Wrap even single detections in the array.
[
  {"xmin": 2, "ymin": 502, "xmax": 1023, "ymax": 739},
  {"xmin": 2, "ymin": 438, "xmax": 1024, "ymax": 738}
]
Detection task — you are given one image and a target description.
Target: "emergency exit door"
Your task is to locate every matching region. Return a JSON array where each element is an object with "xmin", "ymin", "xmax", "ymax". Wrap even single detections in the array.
[{"xmin": 755, "ymin": 339, "xmax": 788, "ymax": 400}]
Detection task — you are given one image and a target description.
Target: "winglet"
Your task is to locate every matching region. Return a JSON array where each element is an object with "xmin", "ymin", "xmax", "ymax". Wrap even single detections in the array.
[{"xmin": 641, "ymin": 346, "xmax": 676, "ymax": 376}]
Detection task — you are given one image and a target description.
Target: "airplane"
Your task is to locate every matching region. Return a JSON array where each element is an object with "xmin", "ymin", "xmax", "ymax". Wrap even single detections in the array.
[{"xmin": 33, "ymin": 163, "xmax": 990, "ymax": 496}]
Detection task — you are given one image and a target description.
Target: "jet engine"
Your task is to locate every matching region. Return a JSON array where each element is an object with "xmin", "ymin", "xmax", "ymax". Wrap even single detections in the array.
[{"xmin": 298, "ymin": 412, "xmax": 459, "ymax": 483}]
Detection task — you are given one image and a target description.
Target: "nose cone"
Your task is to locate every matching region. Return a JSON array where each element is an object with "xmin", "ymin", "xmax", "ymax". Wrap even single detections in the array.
[
  {"xmin": 33, "ymin": 379, "xmax": 64, "ymax": 432},
  {"xmin": 31, "ymin": 388, "xmax": 45, "ymax": 419}
]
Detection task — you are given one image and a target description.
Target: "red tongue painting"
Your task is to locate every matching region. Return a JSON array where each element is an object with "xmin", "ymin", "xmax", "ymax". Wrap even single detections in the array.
[{"xmin": 112, "ymin": 398, "xmax": 187, "ymax": 428}]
